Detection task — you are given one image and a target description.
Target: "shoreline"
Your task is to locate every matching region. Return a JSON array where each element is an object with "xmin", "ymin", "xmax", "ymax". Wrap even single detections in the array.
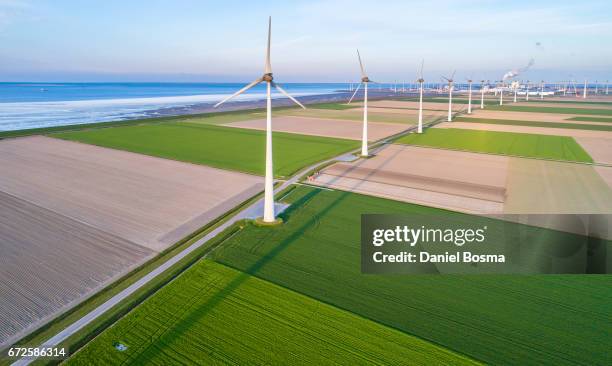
[
  {"xmin": 145, "ymin": 89, "xmax": 415, "ymax": 116},
  {"xmin": 0, "ymin": 90, "xmax": 416, "ymax": 134}
]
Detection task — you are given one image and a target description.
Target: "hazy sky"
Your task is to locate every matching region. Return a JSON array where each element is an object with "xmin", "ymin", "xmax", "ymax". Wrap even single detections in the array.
[{"xmin": 1, "ymin": 0, "xmax": 611, "ymax": 82}]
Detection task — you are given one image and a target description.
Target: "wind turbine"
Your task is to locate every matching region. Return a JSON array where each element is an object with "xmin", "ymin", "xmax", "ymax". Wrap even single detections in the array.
[
  {"xmin": 466, "ymin": 77, "xmax": 473, "ymax": 114},
  {"xmin": 563, "ymin": 80, "xmax": 567, "ymax": 96},
  {"xmin": 416, "ymin": 60, "xmax": 425, "ymax": 133},
  {"xmin": 499, "ymin": 81, "xmax": 504, "ymax": 106},
  {"xmin": 442, "ymin": 71, "xmax": 455, "ymax": 122},
  {"xmin": 480, "ymin": 80, "xmax": 486, "ymax": 109},
  {"xmin": 583, "ymin": 79, "xmax": 587, "ymax": 99},
  {"xmin": 347, "ymin": 49, "xmax": 373, "ymax": 156},
  {"xmin": 525, "ymin": 80, "xmax": 530, "ymax": 101},
  {"xmin": 540, "ymin": 80, "xmax": 545, "ymax": 100},
  {"xmin": 513, "ymin": 82, "xmax": 518, "ymax": 102},
  {"xmin": 606, "ymin": 80, "xmax": 609, "ymax": 95},
  {"xmin": 214, "ymin": 17, "xmax": 305, "ymax": 223},
  {"xmin": 595, "ymin": 80, "xmax": 598, "ymax": 94}
]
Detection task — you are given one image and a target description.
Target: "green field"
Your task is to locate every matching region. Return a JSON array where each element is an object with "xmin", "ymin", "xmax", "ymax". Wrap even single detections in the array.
[
  {"xmin": 66, "ymin": 260, "xmax": 477, "ymax": 365},
  {"xmin": 526, "ymin": 100, "xmax": 612, "ymax": 105},
  {"xmin": 454, "ymin": 117, "xmax": 612, "ymax": 131},
  {"xmin": 308, "ymin": 102, "xmax": 359, "ymax": 110},
  {"xmin": 486, "ymin": 105, "xmax": 612, "ymax": 116},
  {"xmin": 209, "ymin": 186, "xmax": 612, "ymax": 365},
  {"xmin": 395, "ymin": 128, "xmax": 593, "ymax": 162},
  {"xmin": 390, "ymin": 97, "xmax": 499, "ymax": 106},
  {"xmin": 567, "ymin": 116, "xmax": 612, "ymax": 123},
  {"xmin": 55, "ymin": 123, "xmax": 358, "ymax": 177}
]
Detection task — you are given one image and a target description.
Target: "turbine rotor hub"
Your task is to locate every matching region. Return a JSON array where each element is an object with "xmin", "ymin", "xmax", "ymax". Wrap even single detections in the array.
[
  {"xmin": 263, "ymin": 73, "xmax": 274, "ymax": 82},
  {"xmin": 361, "ymin": 76, "xmax": 370, "ymax": 83},
  {"xmin": 417, "ymin": 78, "xmax": 424, "ymax": 83}
]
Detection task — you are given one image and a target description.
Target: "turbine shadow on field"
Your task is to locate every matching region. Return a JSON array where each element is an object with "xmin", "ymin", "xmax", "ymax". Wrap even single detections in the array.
[{"xmin": 127, "ymin": 186, "xmax": 359, "ymax": 364}]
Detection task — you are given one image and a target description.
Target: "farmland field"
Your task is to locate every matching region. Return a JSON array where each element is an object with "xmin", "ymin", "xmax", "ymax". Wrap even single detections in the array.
[
  {"xmin": 567, "ymin": 116, "xmax": 612, "ymax": 123},
  {"xmin": 485, "ymin": 105, "xmax": 612, "ymax": 116},
  {"xmin": 524, "ymin": 100, "xmax": 612, "ymax": 105},
  {"xmin": 0, "ymin": 135, "xmax": 269, "ymax": 348},
  {"xmin": 277, "ymin": 107, "xmax": 425, "ymax": 124},
  {"xmin": 308, "ymin": 102, "xmax": 359, "ymax": 110},
  {"xmin": 395, "ymin": 128, "xmax": 593, "ymax": 162},
  {"xmin": 210, "ymin": 186, "xmax": 612, "ymax": 366},
  {"xmin": 453, "ymin": 117, "xmax": 612, "ymax": 131},
  {"xmin": 225, "ymin": 116, "xmax": 407, "ymax": 141},
  {"xmin": 65, "ymin": 260, "xmax": 477, "ymax": 365},
  {"xmin": 391, "ymin": 97, "xmax": 499, "ymax": 105},
  {"xmin": 55, "ymin": 123, "xmax": 358, "ymax": 177}
]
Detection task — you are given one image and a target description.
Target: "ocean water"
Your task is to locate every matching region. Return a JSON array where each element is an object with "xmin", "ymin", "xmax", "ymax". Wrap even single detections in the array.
[{"xmin": 0, "ymin": 82, "xmax": 347, "ymax": 132}]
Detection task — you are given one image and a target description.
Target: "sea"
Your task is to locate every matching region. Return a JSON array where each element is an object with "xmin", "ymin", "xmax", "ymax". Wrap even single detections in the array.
[{"xmin": 0, "ymin": 82, "xmax": 348, "ymax": 132}]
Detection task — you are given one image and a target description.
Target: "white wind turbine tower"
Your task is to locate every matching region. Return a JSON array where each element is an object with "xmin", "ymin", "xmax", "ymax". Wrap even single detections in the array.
[
  {"xmin": 525, "ymin": 80, "xmax": 530, "ymax": 101},
  {"xmin": 416, "ymin": 60, "xmax": 425, "ymax": 133},
  {"xmin": 215, "ymin": 17, "xmax": 305, "ymax": 223},
  {"xmin": 499, "ymin": 81, "xmax": 504, "ymax": 106},
  {"xmin": 595, "ymin": 80, "xmax": 598, "ymax": 94},
  {"xmin": 480, "ymin": 80, "xmax": 486, "ymax": 109},
  {"xmin": 442, "ymin": 71, "xmax": 455, "ymax": 122},
  {"xmin": 347, "ymin": 49, "xmax": 374, "ymax": 156},
  {"xmin": 513, "ymin": 82, "xmax": 518, "ymax": 102},
  {"xmin": 563, "ymin": 80, "xmax": 567, "ymax": 96},
  {"xmin": 540, "ymin": 80, "xmax": 545, "ymax": 100},
  {"xmin": 466, "ymin": 77, "xmax": 473, "ymax": 114},
  {"xmin": 606, "ymin": 80, "xmax": 609, "ymax": 95},
  {"xmin": 571, "ymin": 79, "xmax": 579, "ymax": 97},
  {"xmin": 583, "ymin": 79, "xmax": 588, "ymax": 99}
]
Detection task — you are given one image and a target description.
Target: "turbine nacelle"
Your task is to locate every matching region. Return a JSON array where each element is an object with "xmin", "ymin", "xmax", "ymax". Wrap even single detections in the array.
[
  {"xmin": 213, "ymin": 18, "xmax": 304, "ymax": 110},
  {"xmin": 347, "ymin": 49, "xmax": 374, "ymax": 104},
  {"xmin": 442, "ymin": 70, "xmax": 456, "ymax": 86}
]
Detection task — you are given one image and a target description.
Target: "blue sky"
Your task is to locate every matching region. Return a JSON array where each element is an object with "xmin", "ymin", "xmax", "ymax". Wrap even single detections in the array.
[{"xmin": 1, "ymin": 0, "xmax": 611, "ymax": 82}]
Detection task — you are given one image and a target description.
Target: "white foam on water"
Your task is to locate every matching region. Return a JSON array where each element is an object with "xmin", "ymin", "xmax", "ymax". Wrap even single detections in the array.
[{"xmin": 0, "ymin": 91, "xmax": 328, "ymax": 132}]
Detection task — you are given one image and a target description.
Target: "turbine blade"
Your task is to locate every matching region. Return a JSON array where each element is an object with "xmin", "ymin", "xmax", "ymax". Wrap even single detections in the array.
[
  {"xmin": 347, "ymin": 82, "xmax": 362, "ymax": 104},
  {"xmin": 214, "ymin": 77, "xmax": 263, "ymax": 108},
  {"xmin": 265, "ymin": 16, "xmax": 272, "ymax": 74},
  {"xmin": 357, "ymin": 49, "xmax": 366, "ymax": 78},
  {"xmin": 451, "ymin": 70, "xmax": 456, "ymax": 80},
  {"xmin": 273, "ymin": 82, "xmax": 306, "ymax": 109}
]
